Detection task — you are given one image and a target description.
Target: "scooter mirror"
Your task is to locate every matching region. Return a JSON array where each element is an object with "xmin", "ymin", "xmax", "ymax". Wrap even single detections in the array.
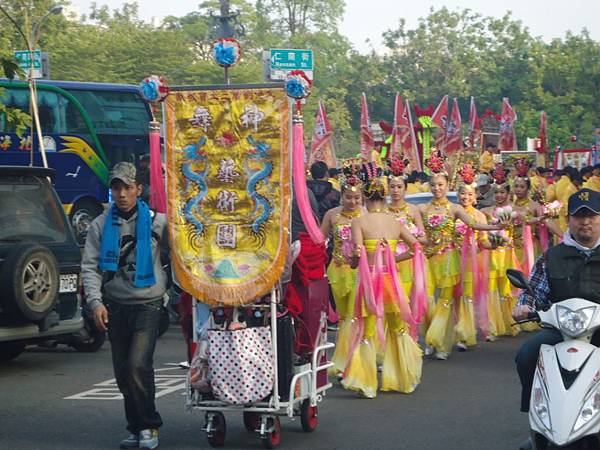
[{"xmin": 506, "ymin": 269, "xmax": 532, "ymax": 294}]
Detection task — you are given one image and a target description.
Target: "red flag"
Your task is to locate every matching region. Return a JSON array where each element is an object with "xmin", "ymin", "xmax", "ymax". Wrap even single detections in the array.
[
  {"xmin": 444, "ymin": 97, "xmax": 463, "ymax": 155},
  {"xmin": 392, "ymin": 94, "xmax": 421, "ymax": 170},
  {"xmin": 498, "ymin": 97, "xmax": 518, "ymax": 151},
  {"xmin": 431, "ymin": 95, "xmax": 449, "ymax": 151},
  {"xmin": 308, "ymin": 101, "xmax": 337, "ymax": 169},
  {"xmin": 360, "ymin": 93, "xmax": 374, "ymax": 161},
  {"xmin": 538, "ymin": 111, "xmax": 547, "ymax": 154},
  {"xmin": 468, "ymin": 96, "xmax": 480, "ymax": 150}
]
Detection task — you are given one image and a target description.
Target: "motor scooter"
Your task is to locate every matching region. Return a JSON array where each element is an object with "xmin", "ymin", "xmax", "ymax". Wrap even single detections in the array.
[{"xmin": 507, "ymin": 269, "xmax": 600, "ymax": 450}]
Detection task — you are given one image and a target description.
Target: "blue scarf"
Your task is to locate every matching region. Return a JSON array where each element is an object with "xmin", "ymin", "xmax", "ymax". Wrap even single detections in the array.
[{"xmin": 99, "ymin": 199, "xmax": 156, "ymax": 288}]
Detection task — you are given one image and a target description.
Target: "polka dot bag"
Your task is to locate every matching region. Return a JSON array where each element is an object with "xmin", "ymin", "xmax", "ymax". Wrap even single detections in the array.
[{"xmin": 207, "ymin": 326, "xmax": 274, "ymax": 405}]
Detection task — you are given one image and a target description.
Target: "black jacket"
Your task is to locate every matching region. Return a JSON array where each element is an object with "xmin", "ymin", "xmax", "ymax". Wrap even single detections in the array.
[{"xmin": 307, "ymin": 180, "xmax": 341, "ymax": 222}]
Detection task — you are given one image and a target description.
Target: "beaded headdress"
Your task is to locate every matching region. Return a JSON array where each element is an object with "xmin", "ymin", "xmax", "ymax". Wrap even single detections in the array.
[
  {"xmin": 340, "ymin": 158, "xmax": 363, "ymax": 193},
  {"xmin": 359, "ymin": 161, "xmax": 386, "ymax": 199}
]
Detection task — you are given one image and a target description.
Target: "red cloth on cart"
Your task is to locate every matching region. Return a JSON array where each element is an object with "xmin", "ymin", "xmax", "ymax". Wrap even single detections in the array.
[{"xmin": 284, "ymin": 232, "xmax": 327, "ymax": 316}]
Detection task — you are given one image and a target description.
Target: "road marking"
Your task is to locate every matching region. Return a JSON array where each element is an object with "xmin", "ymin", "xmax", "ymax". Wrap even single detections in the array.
[{"xmin": 64, "ymin": 366, "xmax": 187, "ymax": 400}]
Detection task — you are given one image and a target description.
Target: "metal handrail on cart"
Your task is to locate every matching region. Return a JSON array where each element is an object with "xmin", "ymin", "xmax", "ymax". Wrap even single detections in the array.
[{"xmin": 188, "ymin": 286, "xmax": 334, "ymax": 448}]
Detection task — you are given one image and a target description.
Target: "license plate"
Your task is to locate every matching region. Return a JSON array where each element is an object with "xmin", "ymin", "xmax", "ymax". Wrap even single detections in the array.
[{"xmin": 59, "ymin": 274, "xmax": 79, "ymax": 293}]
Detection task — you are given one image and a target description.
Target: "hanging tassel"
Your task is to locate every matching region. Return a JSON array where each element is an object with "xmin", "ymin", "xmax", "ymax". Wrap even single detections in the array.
[
  {"xmin": 149, "ymin": 121, "xmax": 167, "ymax": 213},
  {"xmin": 384, "ymin": 245, "xmax": 418, "ymax": 340},
  {"xmin": 523, "ymin": 225, "xmax": 535, "ymax": 278},
  {"xmin": 411, "ymin": 242, "xmax": 428, "ymax": 324}
]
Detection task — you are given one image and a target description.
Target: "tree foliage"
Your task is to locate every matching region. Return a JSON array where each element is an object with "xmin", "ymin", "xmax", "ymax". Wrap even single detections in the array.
[{"xmin": 1, "ymin": 1, "xmax": 599, "ymax": 155}]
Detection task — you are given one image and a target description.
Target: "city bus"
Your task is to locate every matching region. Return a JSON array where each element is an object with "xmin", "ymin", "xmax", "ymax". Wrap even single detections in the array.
[{"xmin": 0, "ymin": 79, "xmax": 153, "ymax": 242}]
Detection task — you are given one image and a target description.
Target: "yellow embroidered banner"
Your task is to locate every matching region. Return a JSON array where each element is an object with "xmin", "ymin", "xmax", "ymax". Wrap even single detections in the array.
[{"xmin": 165, "ymin": 87, "xmax": 290, "ymax": 305}]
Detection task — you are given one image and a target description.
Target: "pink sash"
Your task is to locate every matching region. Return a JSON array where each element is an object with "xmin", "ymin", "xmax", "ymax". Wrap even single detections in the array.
[
  {"xmin": 411, "ymin": 243, "xmax": 428, "ymax": 324},
  {"xmin": 538, "ymin": 223, "xmax": 549, "ymax": 252},
  {"xmin": 522, "ymin": 225, "xmax": 535, "ymax": 278}
]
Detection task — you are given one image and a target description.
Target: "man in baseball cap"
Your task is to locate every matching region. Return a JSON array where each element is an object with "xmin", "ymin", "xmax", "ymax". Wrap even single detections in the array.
[
  {"xmin": 476, "ymin": 173, "xmax": 494, "ymax": 208},
  {"xmin": 513, "ymin": 188, "xmax": 600, "ymax": 450},
  {"xmin": 108, "ymin": 161, "xmax": 138, "ymax": 187}
]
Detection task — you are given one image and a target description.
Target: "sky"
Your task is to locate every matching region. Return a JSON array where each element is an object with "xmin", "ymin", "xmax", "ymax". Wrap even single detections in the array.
[{"xmin": 70, "ymin": 0, "xmax": 600, "ymax": 53}]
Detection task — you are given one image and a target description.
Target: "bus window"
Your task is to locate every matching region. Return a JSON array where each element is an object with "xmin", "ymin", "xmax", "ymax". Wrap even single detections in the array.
[
  {"xmin": 0, "ymin": 88, "xmax": 29, "ymax": 132},
  {"xmin": 67, "ymin": 90, "xmax": 148, "ymax": 136},
  {"xmin": 0, "ymin": 89, "xmax": 65, "ymax": 134}
]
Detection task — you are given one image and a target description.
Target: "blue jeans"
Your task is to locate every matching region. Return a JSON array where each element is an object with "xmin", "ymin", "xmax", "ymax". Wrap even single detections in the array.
[{"xmin": 106, "ymin": 300, "xmax": 163, "ymax": 434}]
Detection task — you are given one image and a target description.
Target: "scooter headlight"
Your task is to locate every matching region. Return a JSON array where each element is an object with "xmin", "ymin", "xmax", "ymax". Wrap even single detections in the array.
[
  {"xmin": 532, "ymin": 377, "xmax": 552, "ymax": 431},
  {"xmin": 574, "ymin": 389, "xmax": 600, "ymax": 432},
  {"xmin": 556, "ymin": 306, "xmax": 595, "ymax": 337}
]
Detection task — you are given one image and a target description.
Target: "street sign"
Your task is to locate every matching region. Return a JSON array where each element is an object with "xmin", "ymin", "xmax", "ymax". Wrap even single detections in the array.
[
  {"xmin": 14, "ymin": 50, "xmax": 43, "ymax": 79},
  {"xmin": 268, "ymin": 48, "xmax": 313, "ymax": 81}
]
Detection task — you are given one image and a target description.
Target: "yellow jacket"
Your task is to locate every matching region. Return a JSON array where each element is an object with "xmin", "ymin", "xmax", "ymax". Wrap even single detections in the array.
[
  {"xmin": 583, "ymin": 176, "xmax": 600, "ymax": 192},
  {"xmin": 555, "ymin": 176, "xmax": 577, "ymax": 232}
]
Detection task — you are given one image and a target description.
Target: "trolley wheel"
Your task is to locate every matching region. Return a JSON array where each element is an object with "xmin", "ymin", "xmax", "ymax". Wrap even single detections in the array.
[
  {"xmin": 300, "ymin": 399, "xmax": 318, "ymax": 432},
  {"xmin": 243, "ymin": 411, "xmax": 260, "ymax": 432},
  {"xmin": 206, "ymin": 412, "xmax": 226, "ymax": 447},
  {"xmin": 261, "ymin": 417, "xmax": 281, "ymax": 449}
]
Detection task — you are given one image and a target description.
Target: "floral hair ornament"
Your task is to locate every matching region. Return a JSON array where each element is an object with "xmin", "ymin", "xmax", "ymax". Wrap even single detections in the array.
[
  {"xmin": 491, "ymin": 163, "xmax": 509, "ymax": 189},
  {"xmin": 457, "ymin": 161, "xmax": 478, "ymax": 190},
  {"xmin": 514, "ymin": 157, "xmax": 531, "ymax": 183},
  {"xmin": 425, "ymin": 150, "xmax": 447, "ymax": 176},
  {"xmin": 212, "ymin": 38, "xmax": 242, "ymax": 68},
  {"xmin": 340, "ymin": 158, "xmax": 363, "ymax": 192},
  {"xmin": 386, "ymin": 154, "xmax": 406, "ymax": 182}
]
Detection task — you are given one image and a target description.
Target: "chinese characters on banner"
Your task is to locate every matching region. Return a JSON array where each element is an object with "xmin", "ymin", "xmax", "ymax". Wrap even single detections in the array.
[{"xmin": 165, "ymin": 87, "xmax": 290, "ymax": 305}]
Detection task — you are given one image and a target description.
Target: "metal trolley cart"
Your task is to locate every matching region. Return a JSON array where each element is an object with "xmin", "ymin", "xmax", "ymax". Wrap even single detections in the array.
[{"xmin": 186, "ymin": 288, "xmax": 334, "ymax": 448}]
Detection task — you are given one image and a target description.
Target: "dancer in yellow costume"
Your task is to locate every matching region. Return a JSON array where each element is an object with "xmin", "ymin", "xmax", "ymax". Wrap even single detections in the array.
[
  {"xmin": 482, "ymin": 164, "xmax": 521, "ymax": 340},
  {"xmin": 418, "ymin": 153, "xmax": 504, "ymax": 360},
  {"xmin": 343, "ymin": 162, "xmax": 422, "ymax": 398},
  {"xmin": 454, "ymin": 163, "xmax": 493, "ymax": 350},
  {"xmin": 321, "ymin": 163, "xmax": 365, "ymax": 377},
  {"xmin": 386, "ymin": 156, "xmax": 428, "ymax": 304}
]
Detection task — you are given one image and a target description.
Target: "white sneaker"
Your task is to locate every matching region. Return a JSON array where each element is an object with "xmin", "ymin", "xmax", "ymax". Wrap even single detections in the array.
[
  {"xmin": 139, "ymin": 429, "xmax": 159, "ymax": 450},
  {"xmin": 456, "ymin": 342, "xmax": 468, "ymax": 351},
  {"xmin": 435, "ymin": 352, "xmax": 449, "ymax": 360},
  {"xmin": 486, "ymin": 335, "xmax": 497, "ymax": 342},
  {"xmin": 424, "ymin": 345, "xmax": 435, "ymax": 356}
]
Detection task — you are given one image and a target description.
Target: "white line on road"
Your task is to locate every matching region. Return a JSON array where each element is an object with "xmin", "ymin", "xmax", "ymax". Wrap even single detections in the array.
[{"xmin": 64, "ymin": 366, "xmax": 187, "ymax": 400}]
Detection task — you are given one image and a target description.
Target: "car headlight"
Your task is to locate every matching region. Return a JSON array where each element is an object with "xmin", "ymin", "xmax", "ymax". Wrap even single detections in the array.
[
  {"xmin": 573, "ymin": 388, "xmax": 600, "ymax": 432},
  {"xmin": 532, "ymin": 377, "xmax": 552, "ymax": 432},
  {"xmin": 556, "ymin": 306, "xmax": 595, "ymax": 337}
]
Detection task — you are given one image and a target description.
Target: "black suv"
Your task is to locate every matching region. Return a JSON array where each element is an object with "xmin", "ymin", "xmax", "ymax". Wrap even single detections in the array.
[{"xmin": 0, "ymin": 166, "xmax": 88, "ymax": 361}]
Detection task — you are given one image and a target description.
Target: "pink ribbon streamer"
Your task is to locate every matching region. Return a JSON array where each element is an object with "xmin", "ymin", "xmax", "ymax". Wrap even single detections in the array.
[
  {"xmin": 384, "ymin": 245, "xmax": 418, "ymax": 340},
  {"xmin": 292, "ymin": 121, "xmax": 324, "ymax": 245},
  {"xmin": 538, "ymin": 223, "xmax": 549, "ymax": 252},
  {"xmin": 455, "ymin": 228, "xmax": 474, "ymax": 299},
  {"xmin": 149, "ymin": 127, "xmax": 167, "ymax": 213},
  {"xmin": 411, "ymin": 243, "xmax": 428, "ymax": 324},
  {"xmin": 523, "ymin": 225, "xmax": 535, "ymax": 278},
  {"xmin": 474, "ymin": 249, "xmax": 490, "ymax": 338}
]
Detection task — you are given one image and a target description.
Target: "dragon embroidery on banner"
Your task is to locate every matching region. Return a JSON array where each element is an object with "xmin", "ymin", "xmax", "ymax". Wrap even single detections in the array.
[
  {"xmin": 180, "ymin": 136, "xmax": 209, "ymax": 249},
  {"xmin": 245, "ymin": 136, "xmax": 273, "ymax": 241}
]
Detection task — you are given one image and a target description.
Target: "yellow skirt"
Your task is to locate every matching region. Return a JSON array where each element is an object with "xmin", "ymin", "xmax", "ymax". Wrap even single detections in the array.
[
  {"xmin": 455, "ymin": 293, "xmax": 477, "ymax": 347},
  {"xmin": 381, "ymin": 323, "xmax": 422, "ymax": 394},
  {"xmin": 427, "ymin": 249, "xmax": 461, "ymax": 292},
  {"xmin": 327, "ymin": 262, "xmax": 357, "ymax": 320},
  {"xmin": 425, "ymin": 291, "xmax": 456, "ymax": 353}
]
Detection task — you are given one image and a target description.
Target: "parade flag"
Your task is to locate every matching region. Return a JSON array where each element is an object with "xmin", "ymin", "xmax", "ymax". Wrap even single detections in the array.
[
  {"xmin": 538, "ymin": 111, "xmax": 547, "ymax": 154},
  {"xmin": 164, "ymin": 86, "xmax": 290, "ymax": 305},
  {"xmin": 468, "ymin": 96, "xmax": 480, "ymax": 150},
  {"xmin": 308, "ymin": 101, "xmax": 337, "ymax": 169},
  {"xmin": 498, "ymin": 97, "xmax": 518, "ymax": 151},
  {"xmin": 360, "ymin": 92, "xmax": 374, "ymax": 161},
  {"xmin": 392, "ymin": 94, "xmax": 421, "ymax": 170},
  {"xmin": 431, "ymin": 95, "xmax": 449, "ymax": 152},
  {"xmin": 444, "ymin": 97, "xmax": 463, "ymax": 155}
]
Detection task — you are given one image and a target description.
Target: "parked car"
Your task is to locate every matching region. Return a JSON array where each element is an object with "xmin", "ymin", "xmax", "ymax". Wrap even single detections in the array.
[
  {"xmin": 405, "ymin": 191, "xmax": 458, "ymax": 205},
  {"xmin": 0, "ymin": 166, "xmax": 103, "ymax": 361}
]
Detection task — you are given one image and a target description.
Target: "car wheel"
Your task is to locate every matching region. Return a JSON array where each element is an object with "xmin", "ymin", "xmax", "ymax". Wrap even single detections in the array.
[
  {"xmin": 70, "ymin": 199, "xmax": 103, "ymax": 245},
  {"xmin": 0, "ymin": 342, "xmax": 26, "ymax": 362},
  {"xmin": 0, "ymin": 244, "xmax": 59, "ymax": 322},
  {"xmin": 71, "ymin": 317, "xmax": 106, "ymax": 352}
]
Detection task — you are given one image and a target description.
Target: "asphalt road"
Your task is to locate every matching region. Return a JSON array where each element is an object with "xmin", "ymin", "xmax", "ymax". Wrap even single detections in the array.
[{"xmin": 0, "ymin": 326, "xmax": 530, "ymax": 450}]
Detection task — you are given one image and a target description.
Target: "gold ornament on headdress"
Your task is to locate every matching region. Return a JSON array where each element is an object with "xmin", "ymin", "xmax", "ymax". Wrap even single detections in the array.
[
  {"xmin": 457, "ymin": 161, "xmax": 478, "ymax": 191},
  {"xmin": 360, "ymin": 161, "xmax": 387, "ymax": 199},
  {"xmin": 386, "ymin": 154, "xmax": 406, "ymax": 182},
  {"xmin": 340, "ymin": 158, "xmax": 363, "ymax": 192},
  {"xmin": 425, "ymin": 150, "xmax": 448, "ymax": 177}
]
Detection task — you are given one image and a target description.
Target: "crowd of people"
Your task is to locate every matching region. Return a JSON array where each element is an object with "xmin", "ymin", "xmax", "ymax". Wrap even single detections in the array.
[{"xmin": 312, "ymin": 153, "xmax": 600, "ymax": 399}]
